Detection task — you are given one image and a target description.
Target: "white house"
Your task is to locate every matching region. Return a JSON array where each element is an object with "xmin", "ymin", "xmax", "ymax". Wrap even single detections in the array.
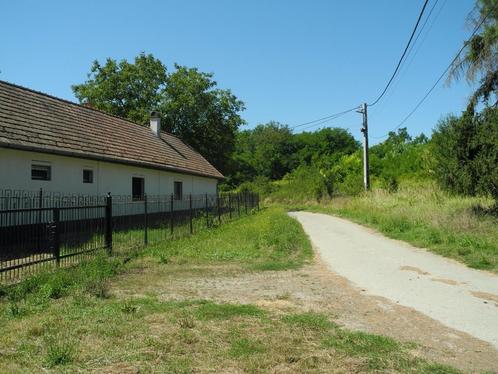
[{"xmin": 0, "ymin": 80, "xmax": 223, "ymax": 199}]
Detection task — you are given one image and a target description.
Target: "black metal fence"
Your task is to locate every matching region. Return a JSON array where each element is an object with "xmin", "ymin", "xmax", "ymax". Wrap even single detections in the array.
[{"xmin": 0, "ymin": 189, "xmax": 259, "ymax": 282}]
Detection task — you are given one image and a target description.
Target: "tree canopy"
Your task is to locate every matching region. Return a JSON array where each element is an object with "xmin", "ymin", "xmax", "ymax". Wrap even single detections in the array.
[
  {"xmin": 72, "ymin": 53, "xmax": 245, "ymax": 173},
  {"xmin": 449, "ymin": 0, "xmax": 498, "ymax": 109},
  {"xmin": 72, "ymin": 53, "xmax": 167, "ymax": 125}
]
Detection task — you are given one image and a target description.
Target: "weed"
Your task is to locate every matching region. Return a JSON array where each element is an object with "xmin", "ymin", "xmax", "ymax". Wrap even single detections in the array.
[
  {"xmin": 5, "ymin": 302, "xmax": 24, "ymax": 318},
  {"xmin": 177, "ymin": 312, "xmax": 196, "ymax": 329},
  {"xmin": 158, "ymin": 253, "xmax": 170, "ymax": 264},
  {"xmin": 121, "ymin": 300, "xmax": 139, "ymax": 314},
  {"xmin": 44, "ymin": 336, "xmax": 75, "ymax": 368}
]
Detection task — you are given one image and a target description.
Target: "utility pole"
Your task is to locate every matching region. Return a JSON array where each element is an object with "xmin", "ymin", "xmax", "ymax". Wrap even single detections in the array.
[{"xmin": 357, "ymin": 103, "xmax": 370, "ymax": 191}]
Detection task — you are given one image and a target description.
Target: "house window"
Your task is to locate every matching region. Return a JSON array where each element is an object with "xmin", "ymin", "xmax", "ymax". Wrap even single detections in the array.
[
  {"xmin": 31, "ymin": 164, "xmax": 51, "ymax": 181},
  {"xmin": 174, "ymin": 181, "xmax": 183, "ymax": 200},
  {"xmin": 83, "ymin": 169, "xmax": 93, "ymax": 183},
  {"xmin": 132, "ymin": 177, "xmax": 145, "ymax": 200}
]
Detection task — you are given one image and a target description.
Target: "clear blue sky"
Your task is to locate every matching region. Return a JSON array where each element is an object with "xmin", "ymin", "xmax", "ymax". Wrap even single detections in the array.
[{"xmin": 0, "ymin": 0, "xmax": 476, "ymax": 143}]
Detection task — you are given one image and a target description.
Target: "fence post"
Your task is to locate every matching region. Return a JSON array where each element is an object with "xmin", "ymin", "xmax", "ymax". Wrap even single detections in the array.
[
  {"xmin": 52, "ymin": 208, "xmax": 60, "ymax": 267},
  {"xmin": 105, "ymin": 192, "xmax": 113, "ymax": 254},
  {"xmin": 244, "ymin": 192, "xmax": 248, "ymax": 215},
  {"xmin": 228, "ymin": 194, "xmax": 232, "ymax": 220},
  {"xmin": 237, "ymin": 193, "xmax": 240, "ymax": 217},
  {"xmin": 170, "ymin": 194, "xmax": 174, "ymax": 236},
  {"xmin": 189, "ymin": 194, "xmax": 193, "ymax": 234},
  {"xmin": 205, "ymin": 193, "xmax": 209, "ymax": 228},
  {"xmin": 37, "ymin": 188, "xmax": 42, "ymax": 251},
  {"xmin": 144, "ymin": 194, "xmax": 148, "ymax": 245},
  {"xmin": 217, "ymin": 194, "xmax": 221, "ymax": 224},
  {"xmin": 257, "ymin": 193, "xmax": 260, "ymax": 211}
]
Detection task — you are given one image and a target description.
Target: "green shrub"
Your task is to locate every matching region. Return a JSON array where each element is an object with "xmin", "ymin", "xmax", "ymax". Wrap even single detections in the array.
[
  {"xmin": 269, "ymin": 165, "xmax": 330, "ymax": 202},
  {"xmin": 431, "ymin": 109, "xmax": 498, "ymax": 200}
]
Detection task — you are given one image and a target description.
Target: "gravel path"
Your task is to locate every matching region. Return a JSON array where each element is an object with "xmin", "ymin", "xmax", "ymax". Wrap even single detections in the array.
[{"xmin": 289, "ymin": 211, "xmax": 498, "ymax": 349}]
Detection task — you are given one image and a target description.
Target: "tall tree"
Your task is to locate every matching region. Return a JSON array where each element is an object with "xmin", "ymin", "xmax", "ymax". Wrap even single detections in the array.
[
  {"xmin": 72, "ymin": 53, "xmax": 167, "ymax": 124},
  {"xmin": 232, "ymin": 122, "xmax": 297, "ymax": 182},
  {"xmin": 449, "ymin": 0, "xmax": 498, "ymax": 109},
  {"xmin": 72, "ymin": 54, "xmax": 245, "ymax": 173},
  {"xmin": 160, "ymin": 65, "xmax": 245, "ymax": 173}
]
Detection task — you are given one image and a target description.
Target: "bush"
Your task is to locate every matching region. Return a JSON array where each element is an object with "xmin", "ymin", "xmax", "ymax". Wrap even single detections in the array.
[
  {"xmin": 269, "ymin": 165, "xmax": 330, "ymax": 202},
  {"xmin": 330, "ymin": 152, "xmax": 364, "ymax": 196},
  {"xmin": 237, "ymin": 176, "xmax": 277, "ymax": 197},
  {"xmin": 431, "ymin": 109, "xmax": 498, "ymax": 200}
]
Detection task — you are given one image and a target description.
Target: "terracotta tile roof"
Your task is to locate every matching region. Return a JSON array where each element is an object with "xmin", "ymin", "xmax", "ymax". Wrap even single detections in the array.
[{"xmin": 0, "ymin": 80, "xmax": 223, "ymax": 179}]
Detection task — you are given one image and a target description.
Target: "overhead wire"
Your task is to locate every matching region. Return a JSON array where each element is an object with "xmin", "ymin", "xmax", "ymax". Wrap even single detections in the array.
[
  {"xmin": 372, "ymin": 2, "xmax": 497, "ymax": 139},
  {"xmin": 368, "ymin": 0, "xmax": 430, "ymax": 107},
  {"xmin": 290, "ymin": 106, "xmax": 359, "ymax": 131},
  {"xmin": 289, "ymin": 0, "xmax": 444, "ymax": 136},
  {"xmin": 369, "ymin": 0, "xmax": 443, "ymax": 117}
]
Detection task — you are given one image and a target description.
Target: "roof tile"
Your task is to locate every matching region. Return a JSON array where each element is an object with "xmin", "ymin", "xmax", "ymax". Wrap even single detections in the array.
[{"xmin": 0, "ymin": 80, "xmax": 223, "ymax": 179}]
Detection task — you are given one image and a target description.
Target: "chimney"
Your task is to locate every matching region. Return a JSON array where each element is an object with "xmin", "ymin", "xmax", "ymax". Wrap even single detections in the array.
[{"xmin": 150, "ymin": 111, "xmax": 161, "ymax": 137}]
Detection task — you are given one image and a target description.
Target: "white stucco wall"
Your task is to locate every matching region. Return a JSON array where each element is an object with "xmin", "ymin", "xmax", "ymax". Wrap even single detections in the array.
[{"xmin": 0, "ymin": 148, "xmax": 218, "ymax": 196}]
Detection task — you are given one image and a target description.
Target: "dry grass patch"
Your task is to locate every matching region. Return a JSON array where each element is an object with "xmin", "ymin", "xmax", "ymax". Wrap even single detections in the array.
[{"xmin": 0, "ymin": 290, "xmax": 460, "ymax": 373}]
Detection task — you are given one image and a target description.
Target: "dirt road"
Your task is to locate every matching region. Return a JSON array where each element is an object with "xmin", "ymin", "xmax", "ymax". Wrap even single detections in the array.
[{"xmin": 289, "ymin": 211, "xmax": 498, "ymax": 350}]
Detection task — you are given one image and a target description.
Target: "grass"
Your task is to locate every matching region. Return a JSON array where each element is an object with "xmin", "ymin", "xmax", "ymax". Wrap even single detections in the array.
[
  {"xmin": 280, "ymin": 181, "xmax": 498, "ymax": 273},
  {"xmin": 0, "ymin": 206, "xmax": 461, "ymax": 372},
  {"xmin": 0, "ymin": 295, "xmax": 459, "ymax": 373},
  {"xmin": 145, "ymin": 206, "xmax": 313, "ymax": 270}
]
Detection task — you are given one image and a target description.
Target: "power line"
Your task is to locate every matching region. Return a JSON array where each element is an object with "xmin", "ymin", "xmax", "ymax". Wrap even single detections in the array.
[
  {"xmin": 397, "ymin": 0, "xmax": 440, "ymax": 79},
  {"xmin": 368, "ymin": 0, "xmax": 430, "ymax": 107},
  {"xmin": 290, "ymin": 106, "xmax": 359, "ymax": 130},
  {"xmin": 297, "ymin": 113, "xmax": 354, "ymax": 132},
  {"xmin": 373, "ymin": 2, "xmax": 496, "ymax": 139},
  {"xmin": 372, "ymin": 0, "xmax": 443, "ymax": 114},
  {"xmin": 291, "ymin": 0, "xmax": 430, "ymax": 133}
]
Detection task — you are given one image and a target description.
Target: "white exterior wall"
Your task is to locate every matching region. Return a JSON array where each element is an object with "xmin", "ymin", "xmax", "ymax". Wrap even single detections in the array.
[{"xmin": 0, "ymin": 148, "xmax": 218, "ymax": 196}]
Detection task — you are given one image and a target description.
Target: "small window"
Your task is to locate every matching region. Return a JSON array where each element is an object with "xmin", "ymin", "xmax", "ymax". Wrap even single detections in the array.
[
  {"xmin": 132, "ymin": 177, "xmax": 145, "ymax": 200},
  {"xmin": 83, "ymin": 169, "xmax": 93, "ymax": 183},
  {"xmin": 174, "ymin": 181, "xmax": 183, "ymax": 200},
  {"xmin": 31, "ymin": 164, "xmax": 51, "ymax": 181}
]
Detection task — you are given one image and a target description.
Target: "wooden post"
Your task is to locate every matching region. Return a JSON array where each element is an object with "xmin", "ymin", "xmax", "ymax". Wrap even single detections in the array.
[
  {"xmin": 228, "ymin": 194, "xmax": 232, "ymax": 219},
  {"xmin": 360, "ymin": 103, "xmax": 370, "ymax": 191}
]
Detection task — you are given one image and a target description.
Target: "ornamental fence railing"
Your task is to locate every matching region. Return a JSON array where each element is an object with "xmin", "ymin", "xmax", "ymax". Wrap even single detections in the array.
[{"xmin": 0, "ymin": 189, "xmax": 259, "ymax": 282}]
